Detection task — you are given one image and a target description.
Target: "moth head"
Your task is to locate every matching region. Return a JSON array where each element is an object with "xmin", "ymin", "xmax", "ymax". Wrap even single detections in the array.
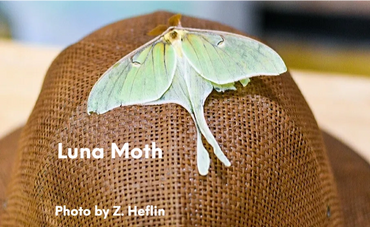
[{"xmin": 163, "ymin": 29, "xmax": 186, "ymax": 44}]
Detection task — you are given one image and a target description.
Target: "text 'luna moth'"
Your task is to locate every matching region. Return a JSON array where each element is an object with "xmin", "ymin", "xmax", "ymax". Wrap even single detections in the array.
[{"xmin": 87, "ymin": 14, "xmax": 287, "ymax": 176}]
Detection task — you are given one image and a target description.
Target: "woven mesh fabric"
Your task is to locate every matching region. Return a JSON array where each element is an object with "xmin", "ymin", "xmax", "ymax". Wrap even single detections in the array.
[
  {"xmin": 323, "ymin": 132, "xmax": 370, "ymax": 227},
  {"xmin": 0, "ymin": 127, "xmax": 21, "ymax": 213},
  {"xmin": 1, "ymin": 12, "xmax": 344, "ymax": 226}
]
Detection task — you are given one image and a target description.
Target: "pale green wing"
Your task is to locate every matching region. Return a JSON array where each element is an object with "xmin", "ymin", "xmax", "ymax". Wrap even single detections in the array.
[
  {"xmin": 146, "ymin": 64, "xmax": 211, "ymax": 176},
  {"xmin": 181, "ymin": 29, "xmax": 287, "ymax": 85},
  {"xmin": 87, "ymin": 40, "xmax": 176, "ymax": 114},
  {"xmin": 183, "ymin": 61, "xmax": 231, "ymax": 168}
]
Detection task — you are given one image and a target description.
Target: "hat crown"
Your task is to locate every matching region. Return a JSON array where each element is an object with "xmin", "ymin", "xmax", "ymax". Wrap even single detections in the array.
[{"xmin": 1, "ymin": 11, "xmax": 343, "ymax": 226}]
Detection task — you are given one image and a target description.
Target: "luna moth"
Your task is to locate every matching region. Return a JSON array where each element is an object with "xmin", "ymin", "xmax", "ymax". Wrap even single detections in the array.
[{"xmin": 87, "ymin": 14, "xmax": 287, "ymax": 175}]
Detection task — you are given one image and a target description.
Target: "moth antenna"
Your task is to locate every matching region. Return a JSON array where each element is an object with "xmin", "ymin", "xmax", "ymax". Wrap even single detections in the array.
[
  {"xmin": 147, "ymin": 24, "xmax": 168, "ymax": 36},
  {"xmin": 168, "ymin": 14, "xmax": 182, "ymax": 27}
]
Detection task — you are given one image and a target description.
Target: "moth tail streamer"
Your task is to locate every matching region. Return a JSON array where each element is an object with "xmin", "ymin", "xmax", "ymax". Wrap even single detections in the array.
[
  {"xmin": 193, "ymin": 106, "xmax": 231, "ymax": 167},
  {"xmin": 196, "ymin": 126, "xmax": 211, "ymax": 176}
]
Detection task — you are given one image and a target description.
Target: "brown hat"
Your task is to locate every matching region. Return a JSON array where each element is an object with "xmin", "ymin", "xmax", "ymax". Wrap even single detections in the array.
[{"xmin": 0, "ymin": 11, "xmax": 369, "ymax": 226}]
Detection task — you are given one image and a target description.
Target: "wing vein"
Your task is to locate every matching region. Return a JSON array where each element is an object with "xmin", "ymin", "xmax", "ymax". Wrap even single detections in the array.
[
  {"xmin": 163, "ymin": 43, "xmax": 168, "ymax": 76},
  {"xmin": 127, "ymin": 43, "xmax": 155, "ymax": 101},
  {"xmin": 186, "ymin": 36, "xmax": 202, "ymax": 73},
  {"xmin": 103, "ymin": 62, "xmax": 131, "ymax": 109},
  {"xmin": 200, "ymin": 37, "xmax": 221, "ymax": 83}
]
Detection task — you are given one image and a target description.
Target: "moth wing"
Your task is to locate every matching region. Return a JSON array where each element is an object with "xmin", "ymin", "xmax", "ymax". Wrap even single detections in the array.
[
  {"xmin": 146, "ymin": 69, "xmax": 211, "ymax": 176},
  {"xmin": 87, "ymin": 40, "xmax": 176, "ymax": 114},
  {"xmin": 181, "ymin": 29, "xmax": 287, "ymax": 85}
]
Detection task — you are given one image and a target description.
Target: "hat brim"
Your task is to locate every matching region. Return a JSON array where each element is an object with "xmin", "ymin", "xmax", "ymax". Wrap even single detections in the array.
[
  {"xmin": 0, "ymin": 127, "xmax": 369, "ymax": 226},
  {"xmin": 322, "ymin": 131, "xmax": 370, "ymax": 226}
]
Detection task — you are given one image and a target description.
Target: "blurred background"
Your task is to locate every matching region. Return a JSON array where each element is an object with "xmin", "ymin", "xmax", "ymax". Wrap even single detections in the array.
[
  {"xmin": 2, "ymin": 1, "xmax": 370, "ymax": 75},
  {"xmin": 0, "ymin": 1, "xmax": 369, "ymax": 163}
]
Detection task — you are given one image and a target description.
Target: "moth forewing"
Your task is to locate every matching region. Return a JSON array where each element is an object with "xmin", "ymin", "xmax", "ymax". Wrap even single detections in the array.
[{"xmin": 87, "ymin": 31, "xmax": 177, "ymax": 115}]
